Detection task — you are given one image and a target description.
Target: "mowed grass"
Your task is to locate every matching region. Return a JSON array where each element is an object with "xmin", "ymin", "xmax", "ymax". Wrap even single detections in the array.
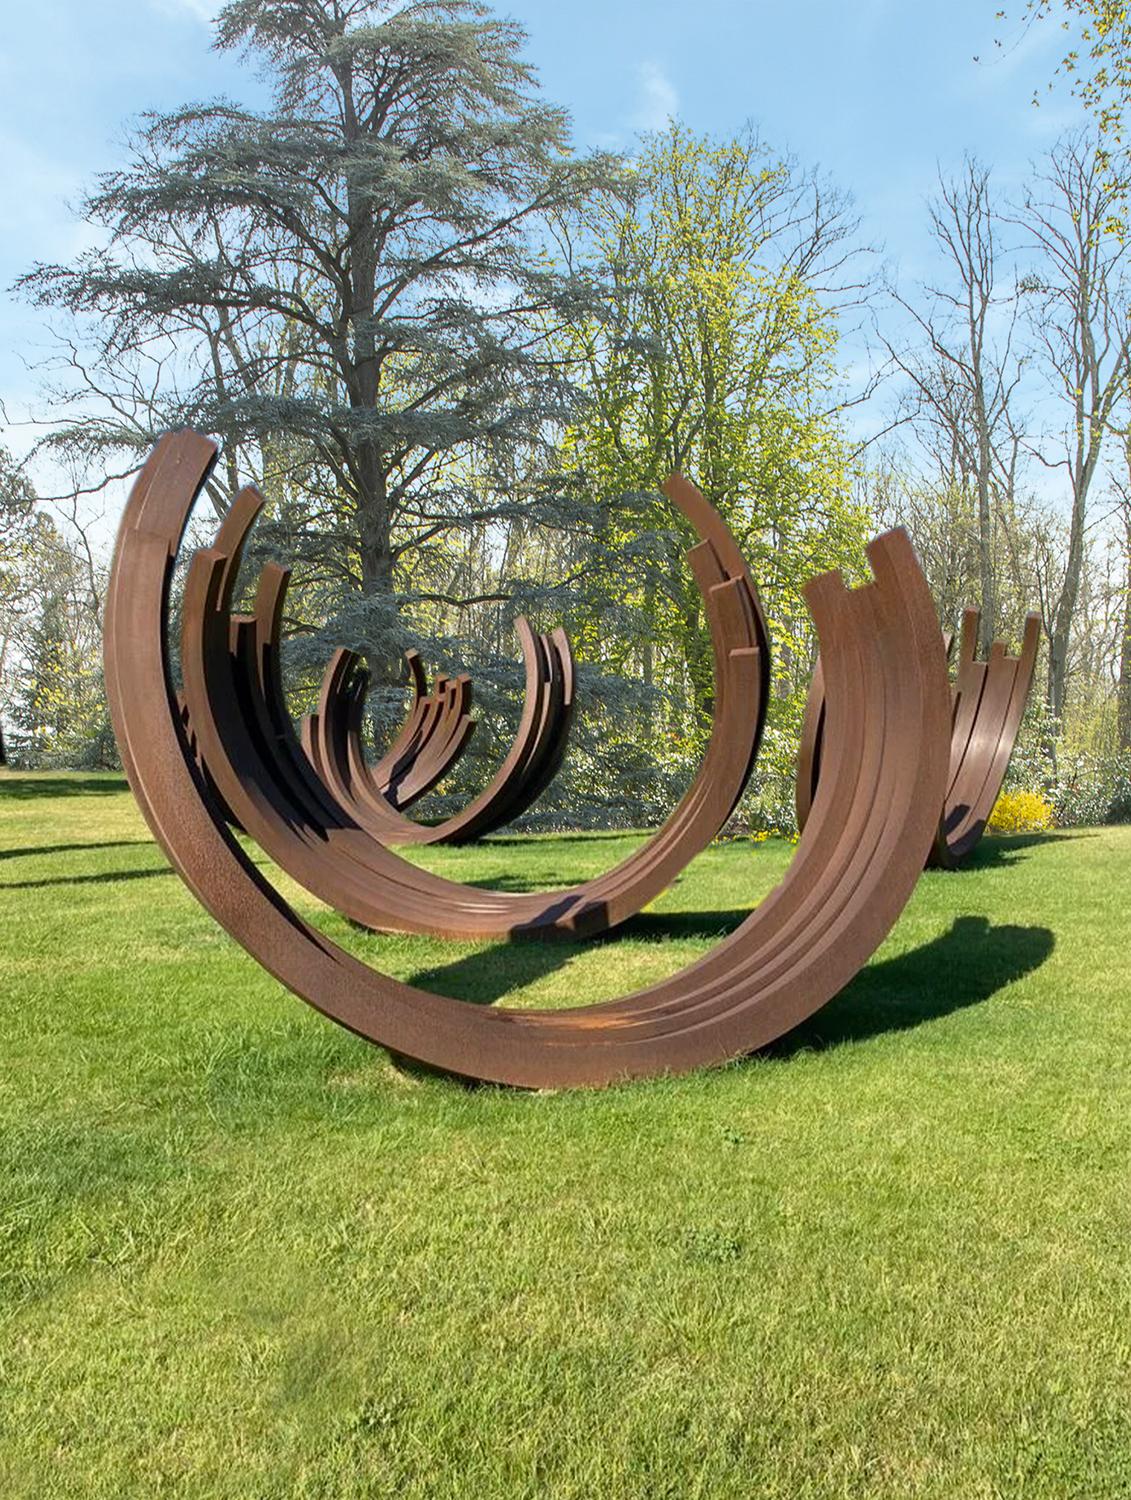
[{"xmin": 1, "ymin": 771, "xmax": 1129, "ymax": 1499}]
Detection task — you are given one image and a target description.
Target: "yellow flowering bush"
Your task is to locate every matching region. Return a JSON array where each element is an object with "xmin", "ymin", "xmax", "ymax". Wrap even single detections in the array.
[{"xmin": 987, "ymin": 788, "xmax": 1055, "ymax": 834}]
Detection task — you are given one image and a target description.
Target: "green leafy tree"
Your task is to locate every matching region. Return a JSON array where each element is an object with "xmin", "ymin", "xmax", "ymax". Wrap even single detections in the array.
[
  {"xmin": 7, "ymin": 511, "xmax": 109, "ymax": 767},
  {"xmin": 0, "ymin": 447, "xmax": 40, "ymax": 760},
  {"xmin": 1007, "ymin": 2, "xmax": 1131, "ymax": 145},
  {"xmin": 562, "ymin": 125, "xmax": 870, "ymax": 784}
]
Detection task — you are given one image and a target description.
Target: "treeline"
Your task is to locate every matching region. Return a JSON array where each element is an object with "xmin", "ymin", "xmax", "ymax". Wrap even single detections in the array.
[{"xmin": 3, "ymin": 0, "xmax": 1130, "ymax": 830}]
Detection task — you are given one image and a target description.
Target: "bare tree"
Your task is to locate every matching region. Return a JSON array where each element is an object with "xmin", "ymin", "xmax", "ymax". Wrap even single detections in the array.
[
  {"xmin": 1016, "ymin": 131, "xmax": 1131, "ymax": 720},
  {"xmin": 1118, "ymin": 507, "xmax": 1131, "ymax": 748},
  {"xmin": 888, "ymin": 157, "xmax": 1024, "ymax": 653},
  {"xmin": 1109, "ymin": 434, "xmax": 1131, "ymax": 748}
]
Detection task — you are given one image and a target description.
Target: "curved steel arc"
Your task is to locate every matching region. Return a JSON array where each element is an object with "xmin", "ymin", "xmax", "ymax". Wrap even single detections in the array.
[
  {"xmin": 306, "ymin": 618, "xmax": 568, "ymax": 845},
  {"xmin": 795, "ymin": 627, "xmax": 957, "ymax": 835},
  {"xmin": 929, "ymin": 606, "xmax": 1041, "ymax": 867},
  {"xmin": 188, "ymin": 548, "xmax": 475, "ymax": 821},
  {"xmin": 796, "ymin": 604, "xmax": 1040, "ymax": 868},
  {"xmin": 175, "ymin": 446, "xmax": 770, "ymax": 939},
  {"xmin": 357, "ymin": 649, "xmax": 475, "ymax": 812},
  {"xmin": 106, "ymin": 430, "xmax": 950, "ymax": 1088}
]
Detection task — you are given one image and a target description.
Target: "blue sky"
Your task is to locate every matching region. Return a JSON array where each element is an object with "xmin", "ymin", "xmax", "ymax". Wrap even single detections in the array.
[{"xmin": 0, "ymin": 0, "xmax": 1082, "ymax": 461}]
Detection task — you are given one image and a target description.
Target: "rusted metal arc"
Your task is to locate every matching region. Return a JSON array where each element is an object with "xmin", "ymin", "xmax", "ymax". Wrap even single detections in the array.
[
  {"xmin": 185, "ymin": 522, "xmax": 743, "ymax": 939},
  {"xmin": 795, "ymin": 627, "xmax": 957, "ymax": 834},
  {"xmin": 105, "ymin": 431, "xmax": 950, "ymax": 1088},
  {"xmin": 348, "ymin": 664, "xmax": 476, "ymax": 819},
  {"xmin": 387, "ymin": 674, "xmax": 475, "ymax": 808},
  {"xmin": 794, "ymin": 656, "xmax": 826, "ymax": 836},
  {"xmin": 930, "ymin": 607, "xmax": 1041, "ymax": 868},
  {"xmin": 309, "ymin": 651, "xmax": 477, "ymax": 818},
  {"xmin": 305, "ymin": 615, "xmax": 573, "ymax": 845},
  {"xmin": 796, "ymin": 605, "xmax": 1041, "ymax": 870},
  {"xmin": 175, "ymin": 453, "xmax": 768, "ymax": 938},
  {"xmin": 370, "ymin": 650, "xmax": 429, "ymax": 795},
  {"xmin": 308, "ymin": 472, "xmax": 759, "ymax": 851},
  {"xmin": 195, "ymin": 545, "xmax": 467, "ymax": 823},
  {"xmin": 176, "ymin": 690, "xmax": 244, "ymax": 832},
  {"xmin": 337, "ymin": 659, "xmax": 475, "ymax": 811}
]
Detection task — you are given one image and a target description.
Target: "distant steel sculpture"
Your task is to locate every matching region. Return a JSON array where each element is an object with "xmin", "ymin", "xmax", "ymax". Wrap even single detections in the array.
[
  {"xmin": 173, "ymin": 453, "xmax": 769, "ymax": 939},
  {"xmin": 301, "ymin": 620, "xmax": 576, "ymax": 844},
  {"xmin": 796, "ymin": 604, "xmax": 1041, "ymax": 868},
  {"xmin": 324, "ymin": 647, "xmax": 478, "ymax": 814},
  {"xmin": 104, "ymin": 430, "xmax": 950, "ymax": 1087},
  {"xmin": 180, "ymin": 561, "xmax": 479, "ymax": 826}
]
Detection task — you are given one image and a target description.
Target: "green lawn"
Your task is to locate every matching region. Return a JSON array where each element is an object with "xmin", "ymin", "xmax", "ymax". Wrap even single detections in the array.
[{"xmin": 1, "ymin": 771, "xmax": 1129, "ymax": 1498}]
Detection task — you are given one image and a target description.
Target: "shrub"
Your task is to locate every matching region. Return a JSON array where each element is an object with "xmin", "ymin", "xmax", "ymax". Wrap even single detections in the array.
[{"xmin": 988, "ymin": 788, "xmax": 1055, "ymax": 834}]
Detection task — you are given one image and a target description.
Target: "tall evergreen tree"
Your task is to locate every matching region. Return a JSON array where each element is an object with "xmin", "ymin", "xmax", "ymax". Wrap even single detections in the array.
[{"xmin": 20, "ymin": 0, "xmax": 621, "ymax": 684}]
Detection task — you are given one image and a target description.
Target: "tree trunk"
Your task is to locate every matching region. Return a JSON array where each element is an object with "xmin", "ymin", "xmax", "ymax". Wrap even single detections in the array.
[
  {"xmin": 354, "ymin": 447, "xmax": 399, "ymax": 689},
  {"xmin": 1048, "ymin": 478, "xmax": 1088, "ymax": 722},
  {"xmin": 642, "ymin": 576, "xmax": 655, "ymax": 734},
  {"xmin": 976, "ymin": 464, "xmax": 997, "ymax": 654},
  {"xmin": 972, "ymin": 355, "xmax": 999, "ymax": 653},
  {"xmin": 1119, "ymin": 515, "xmax": 1131, "ymax": 750}
]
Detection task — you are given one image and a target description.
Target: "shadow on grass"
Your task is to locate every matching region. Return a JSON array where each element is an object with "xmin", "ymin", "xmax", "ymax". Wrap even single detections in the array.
[
  {"xmin": 408, "ymin": 936, "xmax": 587, "ymax": 1005},
  {"xmin": 475, "ymin": 830, "xmax": 651, "ymax": 848},
  {"xmin": 0, "ymin": 840, "xmax": 152, "ymax": 863},
  {"xmin": 762, "ymin": 914, "xmax": 1054, "ymax": 1059},
  {"xmin": 0, "ymin": 775, "xmax": 127, "ymax": 798},
  {"xmin": 190, "ymin": 912, "xmax": 1056, "ymax": 1100},
  {"xmin": 0, "ymin": 866, "xmax": 173, "ymax": 892},
  {"xmin": 951, "ymin": 829, "xmax": 1088, "ymax": 870},
  {"xmin": 459, "ymin": 873, "xmax": 579, "ymax": 894},
  {"xmin": 400, "ymin": 913, "xmax": 1052, "ymax": 1063},
  {"xmin": 617, "ymin": 907, "xmax": 751, "ymax": 942},
  {"xmin": 402, "ymin": 899, "xmax": 753, "ymax": 1006}
]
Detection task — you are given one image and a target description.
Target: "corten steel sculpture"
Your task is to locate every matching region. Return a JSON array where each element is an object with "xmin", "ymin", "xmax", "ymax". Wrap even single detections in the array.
[
  {"xmin": 331, "ymin": 648, "xmax": 477, "ymax": 814},
  {"xmin": 105, "ymin": 430, "xmax": 951, "ymax": 1088},
  {"xmin": 796, "ymin": 604, "xmax": 1041, "ymax": 868},
  {"xmin": 186, "ymin": 614, "xmax": 478, "ymax": 821},
  {"xmin": 173, "ymin": 451, "xmax": 769, "ymax": 939},
  {"xmin": 301, "ymin": 619, "xmax": 576, "ymax": 843}
]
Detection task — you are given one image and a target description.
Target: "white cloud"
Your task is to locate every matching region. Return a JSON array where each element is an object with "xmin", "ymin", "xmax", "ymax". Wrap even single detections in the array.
[{"xmin": 632, "ymin": 61, "xmax": 678, "ymax": 133}]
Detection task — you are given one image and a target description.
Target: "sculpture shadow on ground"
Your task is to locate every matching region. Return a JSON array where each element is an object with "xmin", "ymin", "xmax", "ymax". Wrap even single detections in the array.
[
  {"xmin": 0, "ymin": 866, "xmax": 176, "ymax": 893},
  {"xmin": 457, "ymin": 873, "xmax": 579, "ymax": 895},
  {"xmin": 0, "ymin": 775, "xmax": 128, "ymax": 799},
  {"xmin": 0, "ymin": 839, "xmax": 154, "ymax": 863},
  {"xmin": 761, "ymin": 914, "xmax": 1054, "ymax": 1060},
  {"xmin": 406, "ymin": 936, "xmax": 589, "ymax": 1006},
  {"xmin": 402, "ymin": 913, "xmax": 1054, "ymax": 1064},
  {"xmin": 618, "ymin": 907, "xmax": 752, "ymax": 942},
  {"xmin": 471, "ymin": 831, "xmax": 652, "ymax": 849},
  {"xmin": 951, "ymin": 829, "xmax": 1092, "ymax": 871}
]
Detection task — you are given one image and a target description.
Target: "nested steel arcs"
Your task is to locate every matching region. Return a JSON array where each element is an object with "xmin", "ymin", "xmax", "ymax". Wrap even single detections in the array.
[
  {"xmin": 106, "ymin": 430, "xmax": 952, "ymax": 1087},
  {"xmin": 796, "ymin": 604, "xmax": 1040, "ymax": 868}
]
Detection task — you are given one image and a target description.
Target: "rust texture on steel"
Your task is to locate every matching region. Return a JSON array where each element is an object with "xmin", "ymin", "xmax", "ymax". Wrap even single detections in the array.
[
  {"xmin": 104, "ymin": 430, "xmax": 950, "ymax": 1088},
  {"xmin": 796, "ymin": 604, "xmax": 1041, "ymax": 868},
  {"xmin": 171, "ymin": 442, "xmax": 770, "ymax": 939},
  {"xmin": 301, "ymin": 619, "xmax": 574, "ymax": 844}
]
